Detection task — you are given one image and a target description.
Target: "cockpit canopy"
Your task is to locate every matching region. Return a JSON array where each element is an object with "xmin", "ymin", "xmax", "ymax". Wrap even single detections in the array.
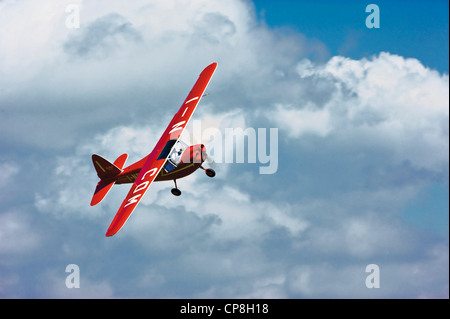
[{"xmin": 158, "ymin": 139, "xmax": 189, "ymax": 172}]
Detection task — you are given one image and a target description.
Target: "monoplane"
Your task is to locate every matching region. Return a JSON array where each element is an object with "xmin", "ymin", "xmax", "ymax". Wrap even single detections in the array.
[{"xmin": 90, "ymin": 63, "xmax": 217, "ymax": 237}]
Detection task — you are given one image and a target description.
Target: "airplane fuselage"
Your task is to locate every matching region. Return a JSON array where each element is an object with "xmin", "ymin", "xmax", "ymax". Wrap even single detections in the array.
[{"xmin": 115, "ymin": 143, "xmax": 206, "ymax": 184}]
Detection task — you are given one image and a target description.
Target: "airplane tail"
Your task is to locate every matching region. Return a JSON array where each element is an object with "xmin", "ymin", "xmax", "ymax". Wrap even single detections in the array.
[{"xmin": 90, "ymin": 154, "xmax": 128, "ymax": 206}]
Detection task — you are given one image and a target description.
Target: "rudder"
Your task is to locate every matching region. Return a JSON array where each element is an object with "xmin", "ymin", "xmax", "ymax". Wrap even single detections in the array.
[{"xmin": 92, "ymin": 154, "xmax": 124, "ymax": 180}]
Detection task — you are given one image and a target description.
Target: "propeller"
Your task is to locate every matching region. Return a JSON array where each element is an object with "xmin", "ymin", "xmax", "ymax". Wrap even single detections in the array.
[
  {"xmin": 204, "ymin": 152, "xmax": 216, "ymax": 168},
  {"xmin": 200, "ymin": 144, "xmax": 216, "ymax": 177}
]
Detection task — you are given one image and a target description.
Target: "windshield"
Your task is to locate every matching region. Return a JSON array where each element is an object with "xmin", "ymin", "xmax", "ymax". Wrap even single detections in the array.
[
  {"xmin": 160, "ymin": 139, "xmax": 189, "ymax": 173},
  {"xmin": 168, "ymin": 140, "xmax": 188, "ymax": 165},
  {"xmin": 158, "ymin": 139, "xmax": 189, "ymax": 161}
]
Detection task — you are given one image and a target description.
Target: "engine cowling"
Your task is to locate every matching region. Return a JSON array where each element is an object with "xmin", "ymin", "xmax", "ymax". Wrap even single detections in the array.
[{"xmin": 179, "ymin": 144, "xmax": 206, "ymax": 164}]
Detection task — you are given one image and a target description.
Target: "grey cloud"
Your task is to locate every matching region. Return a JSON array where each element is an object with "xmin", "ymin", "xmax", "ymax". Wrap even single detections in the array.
[
  {"xmin": 63, "ymin": 13, "xmax": 142, "ymax": 59},
  {"xmin": 193, "ymin": 12, "xmax": 237, "ymax": 44}
]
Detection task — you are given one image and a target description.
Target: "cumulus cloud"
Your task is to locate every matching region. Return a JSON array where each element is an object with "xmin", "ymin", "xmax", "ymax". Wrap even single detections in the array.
[
  {"xmin": 63, "ymin": 13, "xmax": 142, "ymax": 59},
  {"xmin": 269, "ymin": 104, "xmax": 332, "ymax": 138},
  {"xmin": 271, "ymin": 53, "xmax": 449, "ymax": 172}
]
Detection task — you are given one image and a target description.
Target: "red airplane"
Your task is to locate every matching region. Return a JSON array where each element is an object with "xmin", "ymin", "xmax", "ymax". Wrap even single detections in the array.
[{"xmin": 90, "ymin": 62, "xmax": 217, "ymax": 237}]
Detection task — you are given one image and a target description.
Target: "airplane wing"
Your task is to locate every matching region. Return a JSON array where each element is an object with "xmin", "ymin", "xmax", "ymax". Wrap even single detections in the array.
[{"xmin": 105, "ymin": 62, "xmax": 217, "ymax": 236}]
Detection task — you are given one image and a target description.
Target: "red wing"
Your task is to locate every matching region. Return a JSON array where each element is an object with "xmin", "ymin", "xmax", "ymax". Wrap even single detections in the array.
[
  {"xmin": 105, "ymin": 154, "xmax": 165, "ymax": 236},
  {"xmin": 105, "ymin": 62, "xmax": 217, "ymax": 236}
]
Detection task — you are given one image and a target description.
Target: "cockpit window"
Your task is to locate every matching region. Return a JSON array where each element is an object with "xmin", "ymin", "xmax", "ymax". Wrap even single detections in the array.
[
  {"xmin": 168, "ymin": 140, "xmax": 188, "ymax": 165},
  {"xmin": 160, "ymin": 139, "xmax": 189, "ymax": 172},
  {"xmin": 158, "ymin": 139, "xmax": 177, "ymax": 160}
]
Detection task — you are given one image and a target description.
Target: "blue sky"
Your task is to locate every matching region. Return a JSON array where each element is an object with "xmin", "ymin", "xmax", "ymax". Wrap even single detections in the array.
[
  {"xmin": 0, "ymin": 0, "xmax": 448, "ymax": 299},
  {"xmin": 253, "ymin": 0, "xmax": 449, "ymax": 72}
]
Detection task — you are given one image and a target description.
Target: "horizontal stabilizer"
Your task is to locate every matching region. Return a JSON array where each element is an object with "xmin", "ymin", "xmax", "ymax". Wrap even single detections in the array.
[{"xmin": 91, "ymin": 180, "xmax": 115, "ymax": 206}]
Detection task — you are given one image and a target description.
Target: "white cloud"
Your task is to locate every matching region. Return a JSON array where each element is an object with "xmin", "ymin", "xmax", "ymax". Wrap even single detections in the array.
[
  {"xmin": 272, "ymin": 53, "xmax": 449, "ymax": 173},
  {"xmin": 269, "ymin": 104, "xmax": 332, "ymax": 138},
  {"xmin": 0, "ymin": 0, "xmax": 329, "ymax": 150}
]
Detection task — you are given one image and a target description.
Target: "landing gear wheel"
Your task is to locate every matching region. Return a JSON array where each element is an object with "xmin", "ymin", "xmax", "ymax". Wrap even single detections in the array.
[
  {"xmin": 171, "ymin": 188, "xmax": 181, "ymax": 196},
  {"xmin": 205, "ymin": 168, "xmax": 216, "ymax": 178}
]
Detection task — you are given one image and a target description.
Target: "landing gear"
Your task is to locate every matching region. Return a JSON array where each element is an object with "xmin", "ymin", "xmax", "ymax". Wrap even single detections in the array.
[
  {"xmin": 171, "ymin": 167, "xmax": 216, "ymax": 196},
  {"xmin": 205, "ymin": 168, "xmax": 216, "ymax": 177},
  {"xmin": 171, "ymin": 179, "xmax": 181, "ymax": 196}
]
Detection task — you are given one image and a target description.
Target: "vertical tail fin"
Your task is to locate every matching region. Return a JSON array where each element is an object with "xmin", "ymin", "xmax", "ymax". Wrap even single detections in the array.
[
  {"xmin": 92, "ymin": 154, "xmax": 126, "ymax": 180},
  {"xmin": 90, "ymin": 154, "xmax": 128, "ymax": 206}
]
